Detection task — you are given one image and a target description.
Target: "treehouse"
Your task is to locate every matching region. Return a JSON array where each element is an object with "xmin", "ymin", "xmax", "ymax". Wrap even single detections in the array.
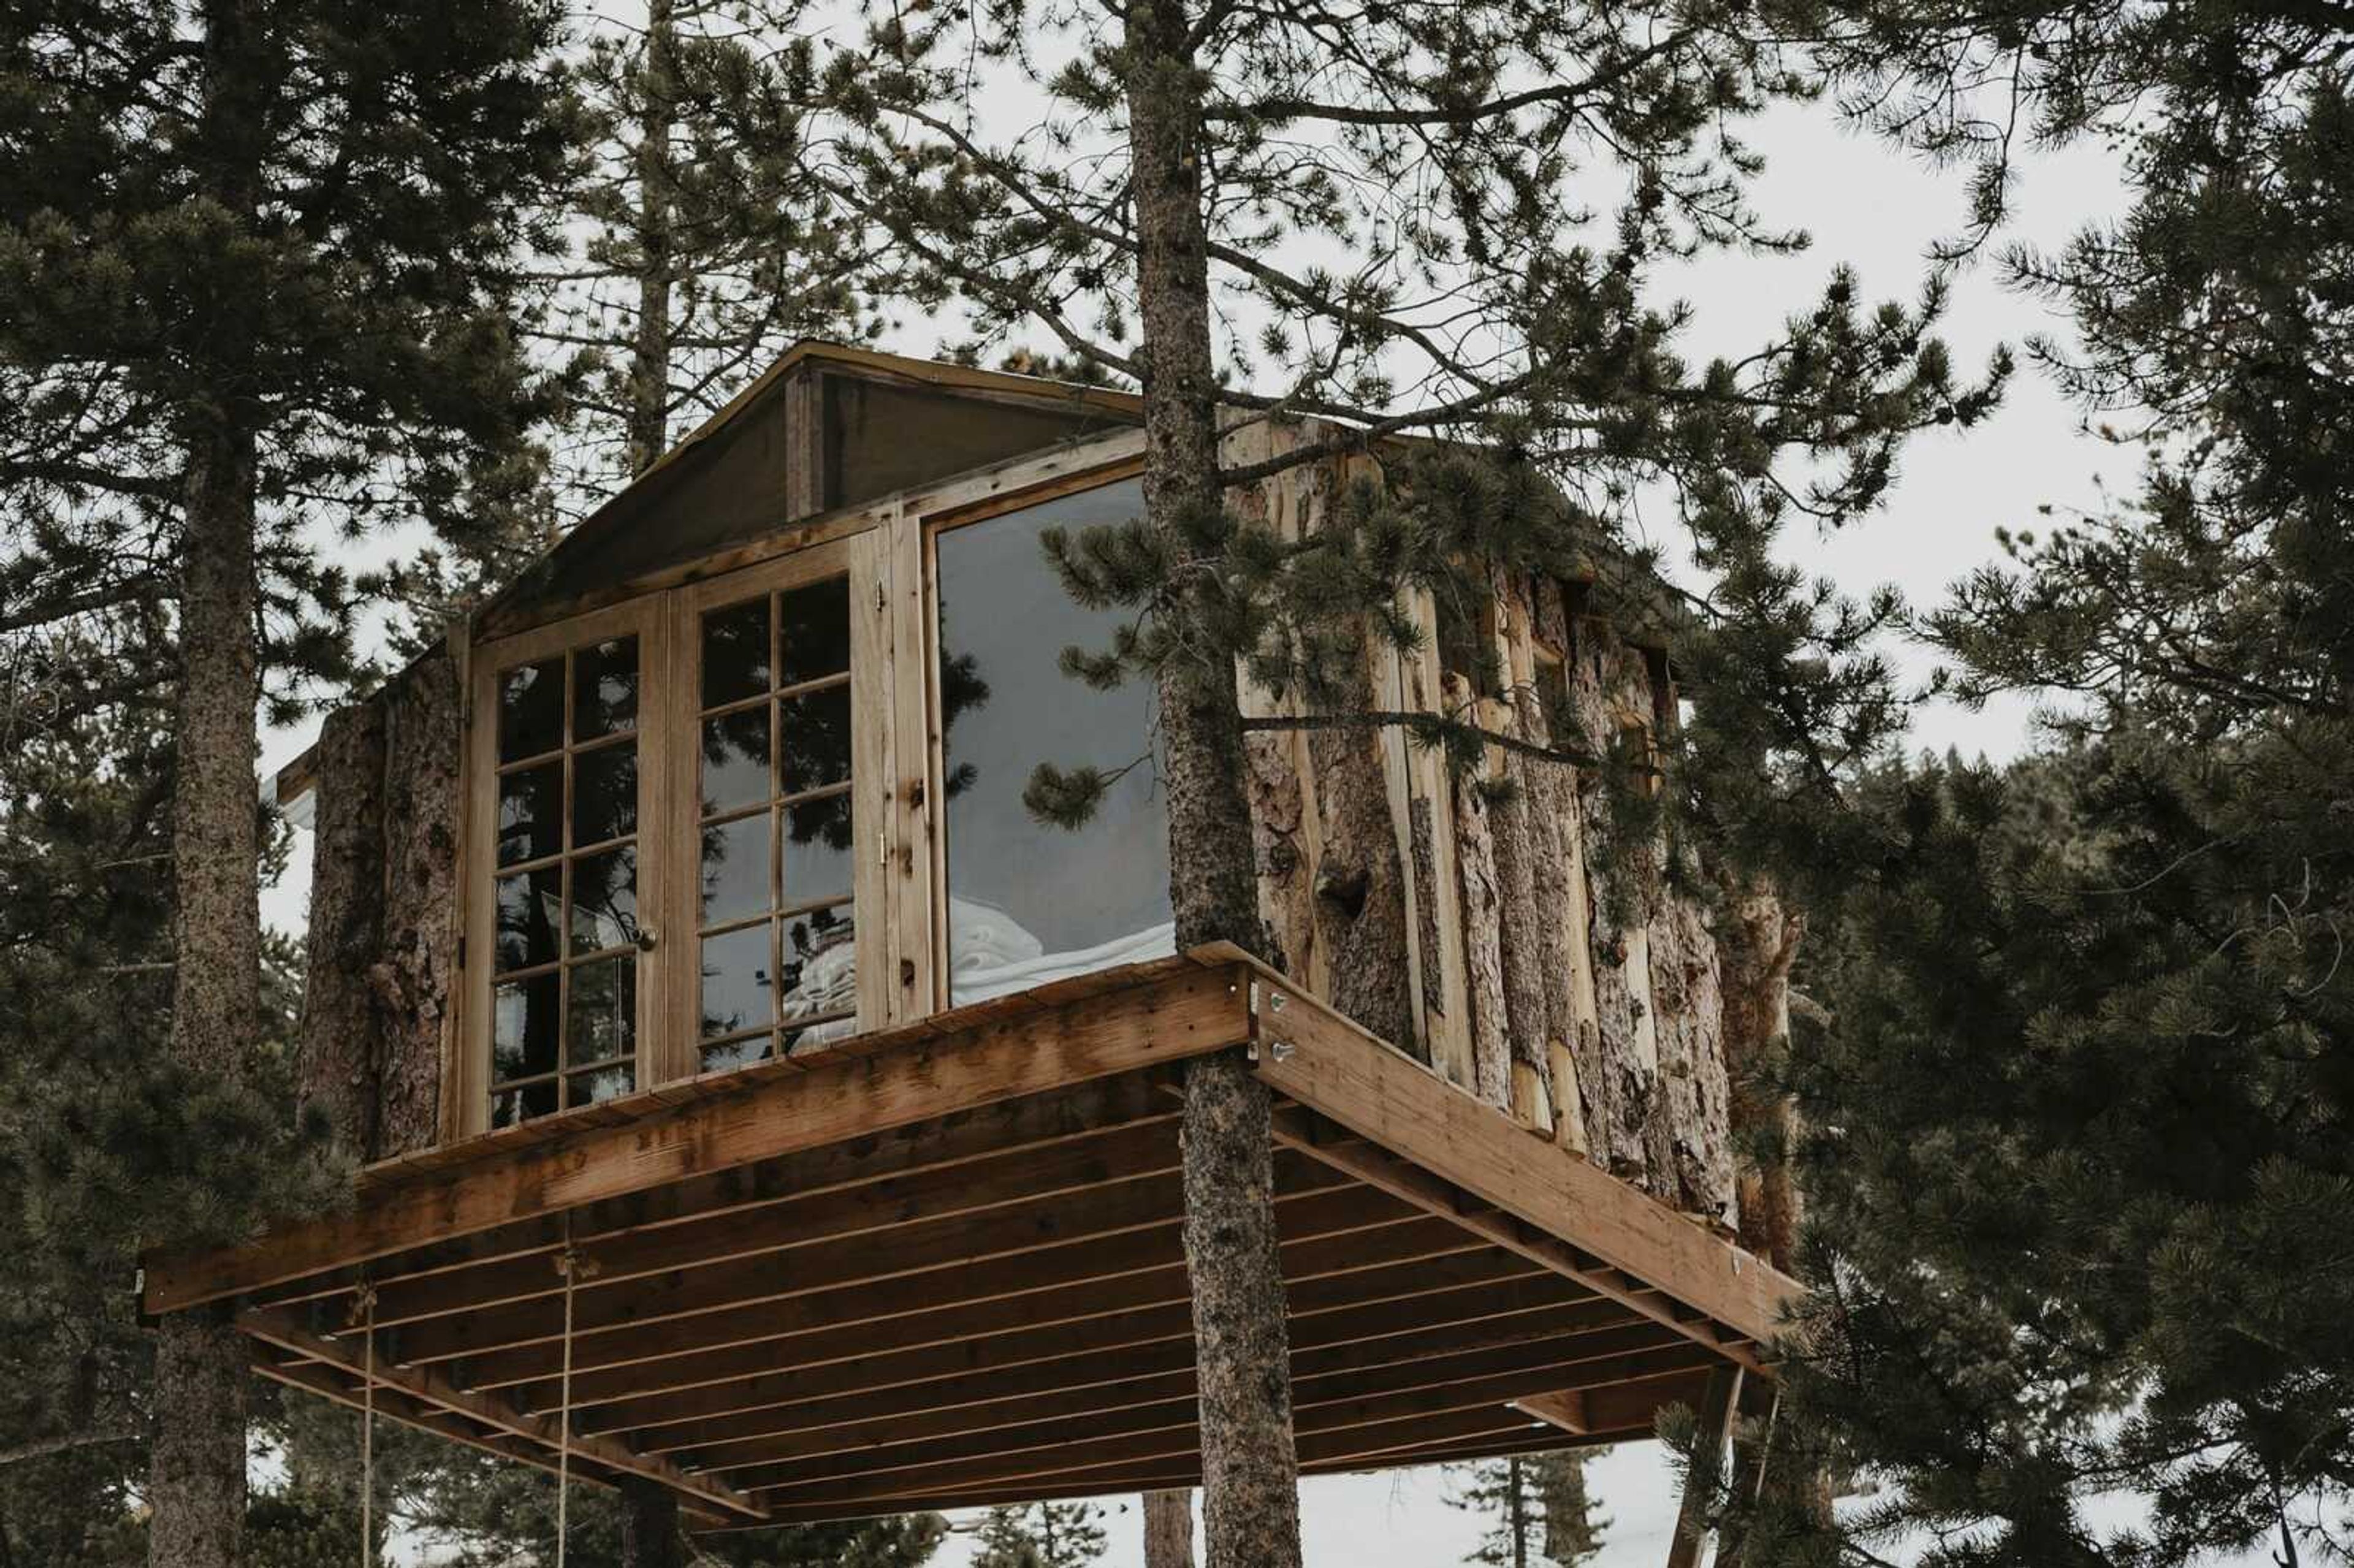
[{"xmin": 144, "ymin": 344, "xmax": 1800, "ymax": 1534}]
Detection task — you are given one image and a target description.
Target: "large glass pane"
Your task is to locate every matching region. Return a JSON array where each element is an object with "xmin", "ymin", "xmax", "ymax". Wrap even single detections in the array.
[
  {"xmin": 777, "ymin": 578, "xmax": 851, "ymax": 687},
  {"xmin": 497, "ymin": 763, "xmax": 562, "ymax": 866},
  {"xmin": 777, "ymin": 685, "xmax": 853, "ymax": 796},
  {"xmin": 498, "ymin": 657, "xmax": 565, "ymax": 761},
  {"xmin": 703, "ymin": 597, "xmax": 771, "ymax": 708},
  {"xmin": 567, "ymin": 955, "xmax": 635, "ymax": 1064},
  {"xmin": 702, "ymin": 707, "xmax": 769, "ymax": 814},
  {"xmin": 935, "ymin": 479, "xmax": 1173, "ymax": 1004},
  {"xmin": 492, "ymin": 972, "xmax": 562, "ymax": 1083},
  {"xmin": 571, "ymin": 741, "xmax": 638, "ymax": 847},
  {"xmin": 574, "ymin": 637, "xmax": 639, "ymax": 739},
  {"xmin": 699, "ymin": 923, "xmax": 774, "ymax": 1039},
  {"xmin": 699, "ymin": 812, "xmax": 772, "ymax": 927},
  {"xmin": 568, "ymin": 845, "xmax": 638, "ymax": 956},
  {"xmin": 699, "ymin": 1033, "xmax": 772, "ymax": 1075},
  {"xmin": 493, "ymin": 866, "xmax": 562, "ymax": 972}
]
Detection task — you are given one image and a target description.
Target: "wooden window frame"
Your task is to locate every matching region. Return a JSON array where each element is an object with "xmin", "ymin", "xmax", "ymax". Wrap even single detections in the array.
[
  {"xmin": 916, "ymin": 456, "xmax": 1147, "ymax": 1014},
  {"xmin": 460, "ymin": 596, "xmax": 672, "ymax": 1142},
  {"xmin": 451, "ymin": 428, "xmax": 1154, "ymax": 1143}
]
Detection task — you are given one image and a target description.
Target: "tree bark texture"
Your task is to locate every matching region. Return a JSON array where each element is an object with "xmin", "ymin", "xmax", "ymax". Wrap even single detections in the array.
[
  {"xmin": 157, "ymin": 361, "xmax": 264, "ymax": 1568},
  {"xmin": 619, "ymin": 1476, "xmax": 685, "ymax": 1568},
  {"xmin": 1143, "ymin": 1488, "xmax": 1197, "ymax": 1568},
  {"xmin": 1718, "ymin": 881, "xmax": 1805, "ymax": 1269},
  {"xmin": 295, "ymin": 652, "xmax": 462, "ymax": 1162},
  {"xmin": 1179, "ymin": 1049, "xmax": 1305, "ymax": 1568},
  {"xmin": 1126, "ymin": 7, "xmax": 1305, "ymax": 1567},
  {"xmin": 627, "ymin": 0, "xmax": 677, "ymax": 474},
  {"xmin": 1444, "ymin": 671, "xmax": 1514, "ymax": 1111}
]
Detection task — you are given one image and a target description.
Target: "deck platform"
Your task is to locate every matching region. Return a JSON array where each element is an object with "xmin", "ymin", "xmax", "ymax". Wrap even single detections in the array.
[{"xmin": 142, "ymin": 946, "xmax": 1799, "ymax": 1528}]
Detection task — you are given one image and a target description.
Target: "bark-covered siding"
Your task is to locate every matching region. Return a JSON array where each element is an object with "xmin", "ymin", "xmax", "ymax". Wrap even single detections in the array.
[
  {"xmin": 295, "ymin": 645, "xmax": 462, "ymax": 1163},
  {"xmin": 1236, "ymin": 507, "xmax": 1743, "ymax": 1227}
]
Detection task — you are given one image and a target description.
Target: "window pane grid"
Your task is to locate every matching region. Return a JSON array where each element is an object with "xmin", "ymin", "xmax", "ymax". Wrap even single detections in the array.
[
  {"xmin": 694, "ymin": 579, "xmax": 855, "ymax": 1078},
  {"xmin": 490, "ymin": 633, "xmax": 641, "ymax": 1128}
]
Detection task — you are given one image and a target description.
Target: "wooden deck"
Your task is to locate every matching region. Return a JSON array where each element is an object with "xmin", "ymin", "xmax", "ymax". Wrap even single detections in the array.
[{"xmin": 142, "ymin": 946, "xmax": 1799, "ymax": 1528}]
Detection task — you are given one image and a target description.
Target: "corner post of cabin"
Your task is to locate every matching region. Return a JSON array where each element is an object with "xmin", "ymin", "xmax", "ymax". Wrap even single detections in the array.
[{"xmin": 1179, "ymin": 1035, "xmax": 1305, "ymax": 1568}]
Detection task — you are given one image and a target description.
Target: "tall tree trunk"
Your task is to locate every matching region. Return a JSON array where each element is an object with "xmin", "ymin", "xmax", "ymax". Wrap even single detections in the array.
[
  {"xmin": 153, "ymin": 425, "xmax": 262, "ymax": 1568},
  {"xmin": 1143, "ymin": 1488, "xmax": 1197, "ymax": 1568},
  {"xmin": 627, "ymin": 0, "xmax": 677, "ymax": 473},
  {"xmin": 618, "ymin": 1478, "xmax": 683, "ymax": 1568},
  {"xmin": 1125, "ymin": 6, "xmax": 1303, "ymax": 1567},
  {"xmin": 153, "ymin": 6, "xmax": 269, "ymax": 1564}
]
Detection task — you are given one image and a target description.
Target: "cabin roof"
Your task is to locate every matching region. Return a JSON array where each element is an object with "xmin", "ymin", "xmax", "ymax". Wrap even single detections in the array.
[{"xmin": 144, "ymin": 946, "xmax": 1796, "ymax": 1528}]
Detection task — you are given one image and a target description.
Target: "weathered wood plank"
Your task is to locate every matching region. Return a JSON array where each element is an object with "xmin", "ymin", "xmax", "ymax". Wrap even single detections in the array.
[
  {"xmin": 145, "ymin": 961, "xmax": 1253, "ymax": 1312},
  {"xmin": 1248, "ymin": 975, "xmax": 1799, "ymax": 1353}
]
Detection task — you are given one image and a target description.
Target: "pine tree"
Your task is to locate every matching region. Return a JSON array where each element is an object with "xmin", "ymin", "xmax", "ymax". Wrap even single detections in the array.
[
  {"xmin": 1676, "ymin": 7, "xmax": 2354, "ymax": 1567},
  {"xmin": 970, "ymin": 1501, "xmax": 1110, "ymax": 1568},
  {"xmin": 0, "ymin": 5, "xmax": 579, "ymax": 1565},
  {"xmin": 543, "ymin": 0, "xmax": 880, "ymax": 493},
  {"xmin": 821, "ymin": 10, "xmax": 1996, "ymax": 1556},
  {"xmin": 1449, "ymin": 1453, "xmax": 1609, "ymax": 1568}
]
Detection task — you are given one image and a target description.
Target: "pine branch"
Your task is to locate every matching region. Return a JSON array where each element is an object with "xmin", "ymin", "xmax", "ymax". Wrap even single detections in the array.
[
  {"xmin": 1237, "ymin": 709, "xmax": 1606, "ymax": 770},
  {"xmin": 0, "ymin": 1429, "xmax": 141, "ymax": 1471}
]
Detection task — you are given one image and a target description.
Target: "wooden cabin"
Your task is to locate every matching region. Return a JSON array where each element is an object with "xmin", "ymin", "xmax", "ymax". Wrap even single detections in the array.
[{"xmin": 145, "ymin": 344, "xmax": 1799, "ymax": 1532}]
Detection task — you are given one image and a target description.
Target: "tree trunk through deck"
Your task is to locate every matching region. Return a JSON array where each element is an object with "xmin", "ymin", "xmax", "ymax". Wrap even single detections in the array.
[
  {"xmin": 300, "ymin": 702, "xmax": 390, "ymax": 1155},
  {"xmin": 1125, "ymin": 4, "xmax": 1305, "ymax": 1564},
  {"xmin": 1143, "ymin": 1488, "xmax": 1197, "ymax": 1568},
  {"xmin": 619, "ymin": 1476, "xmax": 685, "ymax": 1568},
  {"xmin": 627, "ymin": 0, "xmax": 677, "ymax": 474},
  {"xmin": 154, "ymin": 418, "xmax": 264, "ymax": 1568}
]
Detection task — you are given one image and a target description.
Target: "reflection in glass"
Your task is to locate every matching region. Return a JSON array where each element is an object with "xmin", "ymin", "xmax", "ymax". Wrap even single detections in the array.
[
  {"xmin": 497, "ymin": 764, "xmax": 562, "ymax": 866},
  {"xmin": 703, "ymin": 707, "xmax": 769, "ymax": 813},
  {"xmin": 571, "ymin": 742, "xmax": 638, "ymax": 847},
  {"xmin": 568, "ymin": 1062, "xmax": 635, "ymax": 1107},
  {"xmin": 695, "ymin": 576, "xmax": 860, "ymax": 1077},
  {"xmin": 568, "ymin": 845, "xmax": 638, "ymax": 956},
  {"xmin": 700, "ymin": 924, "xmax": 772, "ymax": 1039},
  {"xmin": 492, "ymin": 1079, "xmax": 559, "ymax": 1128},
  {"xmin": 935, "ymin": 479, "xmax": 1174, "ymax": 1005},
  {"xmin": 778, "ymin": 685, "xmax": 853, "ymax": 794},
  {"xmin": 700, "ymin": 1035, "xmax": 770, "ymax": 1074},
  {"xmin": 780, "ymin": 805, "xmax": 852, "ymax": 905},
  {"xmin": 494, "ymin": 866, "xmax": 562, "ymax": 972},
  {"xmin": 573, "ymin": 637, "xmax": 639, "ymax": 738},
  {"xmin": 702, "ymin": 597, "xmax": 771, "ymax": 707},
  {"xmin": 777, "ymin": 579, "xmax": 851, "ymax": 686},
  {"xmin": 489, "ymin": 631, "xmax": 647, "ymax": 1130},
  {"xmin": 498, "ymin": 658, "xmax": 563, "ymax": 761},
  {"xmin": 492, "ymin": 973, "xmax": 561, "ymax": 1082},
  {"xmin": 700, "ymin": 812, "xmax": 771, "ymax": 926},
  {"xmin": 566, "ymin": 956, "xmax": 635, "ymax": 1064}
]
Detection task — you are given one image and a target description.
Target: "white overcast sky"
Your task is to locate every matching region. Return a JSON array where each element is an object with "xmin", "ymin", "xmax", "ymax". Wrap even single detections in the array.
[{"xmin": 270, "ymin": 45, "xmax": 2171, "ymax": 1568}]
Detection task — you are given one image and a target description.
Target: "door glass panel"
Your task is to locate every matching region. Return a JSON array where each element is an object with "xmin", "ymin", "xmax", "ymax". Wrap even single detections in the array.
[
  {"xmin": 498, "ymin": 658, "xmax": 565, "ymax": 762},
  {"xmin": 699, "ymin": 812, "xmax": 771, "ymax": 926},
  {"xmin": 694, "ymin": 576, "xmax": 858, "ymax": 1072},
  {"xmin": 485, "ymin": 632, "xmax": 644, "ymax": 1127},
  {"xmin": 701, "ymin": 707, "xmax": 769, "ymax": 814},
  {"xmin": 493, "ymin": 866, "xmax": 562, "ymax": 972},
  {"xmin": 571, "ymin": 742, "xmax": 638, "ymax": 847},
  {"xmin": 935, "ymin": 479, "xmax": 1173, "ymax": 1005},
  {"xmin": 701, "ymin": 597, "xmax": 771, "ymax": 707},
  {"xmin": 573, "ymin": 637, "xmax": 639, "ymax": 738}
]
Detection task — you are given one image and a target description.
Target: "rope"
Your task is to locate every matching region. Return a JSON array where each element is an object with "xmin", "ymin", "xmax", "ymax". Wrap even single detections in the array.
[
  {"xmin": 350, "ymin": 1279, "xmax": 379, "ymax": 1568},
  {"xmin": 553, "ymin": 1216, "xmax": 595, "ymax": 1568}
]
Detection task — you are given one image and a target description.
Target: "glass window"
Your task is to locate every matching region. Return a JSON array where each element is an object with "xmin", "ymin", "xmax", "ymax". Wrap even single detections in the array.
[
  {"xmin": 487, "ymin": 636, "xmax": 643, "ymax": 1127},
  {"xmin": 691, "ymin": 576, "xmax": 859, "ymax": 1071},
  {"xmin": 935, "ymin": 478, "xmax": 1173, "ymax": 1005}
]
